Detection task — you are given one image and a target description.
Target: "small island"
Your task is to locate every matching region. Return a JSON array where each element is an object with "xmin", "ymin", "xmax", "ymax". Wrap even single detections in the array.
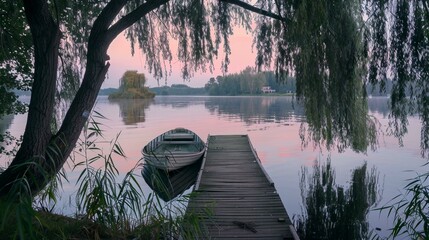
[{"xmin": 108, "ymin": 70, "xmax": 155, "ymax": 99}]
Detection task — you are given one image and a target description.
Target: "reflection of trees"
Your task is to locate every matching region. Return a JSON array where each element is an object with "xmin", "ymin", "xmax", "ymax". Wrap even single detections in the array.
[
  {"xmin": 108, "ymin": 98, "xmax": 153, "ymax": 125},
  {"xmin": 295, "ymin": 158, "xmax": 381, "ymax": 240},
  {"xmin": 204, "ymin": 97, "xmax": 305, "ymax": 125},
  {"xmin": 153, "ymin": 96, "xmax": 206, "ymax": 108}
]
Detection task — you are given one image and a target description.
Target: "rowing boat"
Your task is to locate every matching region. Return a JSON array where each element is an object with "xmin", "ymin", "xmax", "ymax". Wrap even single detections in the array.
[{"xmin": 142, "ymin": 128, "xmax": 205, "ymax": 171}]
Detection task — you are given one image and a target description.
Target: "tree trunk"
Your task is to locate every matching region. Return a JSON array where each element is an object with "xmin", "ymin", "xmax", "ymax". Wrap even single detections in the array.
[
  {"xmin": 0, "ymin": 0, "xmax": 60, "ymax": 198},
  {"xmin": 0, "ymin": 0, "xmax": 168, "ymax": 199},
  {"xmin": 0, "ymin": 1, "xmax": 108, "ymax": 199},
  {"xmin": 0, "ymin": 28, "xmax": 112, "ymax": 199}
]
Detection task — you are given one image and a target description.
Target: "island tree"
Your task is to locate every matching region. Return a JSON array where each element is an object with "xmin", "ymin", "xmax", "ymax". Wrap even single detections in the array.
[
  {"xmin": 108, "ymin": 70, "xmax": 155, "ymax": 99},
  {"xmin": 0, "ymin": 0, "xmax": 428, "ymax": 204}
]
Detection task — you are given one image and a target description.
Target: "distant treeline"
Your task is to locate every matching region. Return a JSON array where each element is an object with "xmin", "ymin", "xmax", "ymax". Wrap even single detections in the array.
[
  {"xmin": 366, "ymin": 80, "xmax": 393, "ymax": 96},
  {"xmin": 11, "ymin": 68, "xmax": 393, "ymax": 98},
  {"xmin": 100, "ymin": 84, "xmax": 205, "ymax": 96},
  {"xmin": 98, "ymin": 68, "xmax": 393, "ymax": 96},
  {"xmin": 205, "ymin": 68, "xmax": 296, "ymax": 96},
  {"xmin": 150, "ymin": 84, "xmax": 206, "ymax": 95}
]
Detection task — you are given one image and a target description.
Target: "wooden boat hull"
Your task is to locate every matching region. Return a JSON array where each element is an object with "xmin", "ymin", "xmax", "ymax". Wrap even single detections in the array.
[{"xmin": 142, "ymin": 128, "xmax": 205, "ymax": 171}]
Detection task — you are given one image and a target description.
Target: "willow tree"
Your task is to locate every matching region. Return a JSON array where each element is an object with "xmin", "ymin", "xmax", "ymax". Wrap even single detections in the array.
[
  {"xmin": 0, "ymin": 0, "xmax": 288, "ymax": 198},
  {"xmin": 366, "ymin": 0, "xmax": 429, "ymax": 157},
  {"xmin": 0, "ymin": 0, "xmax": 428, "ymax": 199},
  {"xmin": 108, "ymin": 70, "xmax": 154, "ymax": 99}
]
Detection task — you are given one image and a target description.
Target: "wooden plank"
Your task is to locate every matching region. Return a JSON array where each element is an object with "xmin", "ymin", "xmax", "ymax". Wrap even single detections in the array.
[{"xmin": 185, "ymin": 135, "xmax": 298, "ymax": 240}]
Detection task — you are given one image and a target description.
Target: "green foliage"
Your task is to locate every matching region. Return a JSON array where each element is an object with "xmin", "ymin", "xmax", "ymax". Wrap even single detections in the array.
[
  {"xmin": 123, "ymin": 0, "xmax": 252, "ymax": 80},
  {"xmin": 2, "ymin": 0, "xmax": 429, "ymax": 157},
  {"xmin": 2, "ymin": 1, "xmax": 429, "ymax": 238},
  {"xmin": 3, "ymin": 0, "xmax": 428, "ymax": 159},
  {"xmin": 0, "ymin": 131, "xmax": 22, "ymax": 158},
  {"xmin": 205, "ymin": 67, "xmax": 266, "ymax": 95},
  {"xmin": 72, "ymin": 111, "xmax": 140, "ymax": 236},
  {"xmin": 289, "ymin": 0, "xmax": 375, "ymax": 153},
  {"xmin": 375, "ymin": 167, "xmax": 429, "ymax": 239},
  {"xmin": 0, "ymin": 179, "xmax": 37, "ymax": 239},
  {"xmin": 251, "ymin": 0, "xmax": 429, "ymax": 155},
  {"xmin": 364, "ymin": 0, "xmax": 429, "ymax": 157},
  {"xmin": 0, "ymin": 110, "xmax": 206, "ymax": 239},
  {"xmin": 0, "ymin": 151, "xmax": 68, "ymax": 239},
  {"xmin": 150, "ymin": 84, "xmax": 206, "ymax": 95},
  {"xmin": 109, "ymin": 71, "xmax": 155, "ymax": 99},
  {"xmin": 263, "ymin": 71, "xmax": 296, "ymax": 93},
  {"xmin": 204, "ymin": 68, "xmax": 296, "ymax": 96},
  {"xmin": 295, "ymin": 158, "xmax": 381, "ymax": 240},
  {"xmin": 52, "ymin": 1, "xmax": 107, "ymax": 99},
  {"xmin": 0, "ymin": 1, "xmax": 31, "ymax": 117},
  {"xmin": 69, "ymin": 111, "xmax": 204, "ymax": 239}
]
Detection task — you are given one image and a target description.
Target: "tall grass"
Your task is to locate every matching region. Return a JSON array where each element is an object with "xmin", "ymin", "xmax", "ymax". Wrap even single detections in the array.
[
  {"xmin": 374, "ymin": 166, "xmax": 429, "ymax": 239},
  {"xmin": 70, "ymin": 111, "xmax": 204, "ymax": 239},
  {"xmin": 1, "ymin": 111, "xmax": 205, "ymax": 239},
  {"xmin": 0, "ymin": 171, "xmax": 37, "ymax": 239},
  {"xmin": 0, "ymin": 140, "xmax": 68, "ymax": 239}
]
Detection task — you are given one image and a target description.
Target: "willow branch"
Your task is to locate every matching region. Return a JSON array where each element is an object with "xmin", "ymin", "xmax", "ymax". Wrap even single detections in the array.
[
  {"xmin": 106, "ymin": 0, "xmax": 170, "ymax": 43},
  {"xmin": 219, "ymin": 0, "xmax": 288, "ymax": 23},
  {"xmin": 422, "ymin": 0, "xmax": 429, "ymax": 24},
  {"xmin": 91, "ymin": 0, "xmax": 128, "ymax": 38}
]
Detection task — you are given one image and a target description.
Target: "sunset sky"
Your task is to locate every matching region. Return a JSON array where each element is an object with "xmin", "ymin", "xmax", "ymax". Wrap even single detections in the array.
[{"xmin": 105, "ymin": 26, "xmax": 257, "ymax": 89}]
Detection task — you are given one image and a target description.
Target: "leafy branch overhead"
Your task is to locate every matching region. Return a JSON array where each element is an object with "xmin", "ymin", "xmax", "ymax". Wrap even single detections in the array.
[{"xmin": 0, "ymin": 0, "xmax": 429, "ymax": 199}]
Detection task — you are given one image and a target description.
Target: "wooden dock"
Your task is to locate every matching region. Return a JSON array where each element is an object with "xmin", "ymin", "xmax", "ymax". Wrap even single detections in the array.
[{"xmin": 185, "ymin": 135, "xmax": 299, "ymax": 239}]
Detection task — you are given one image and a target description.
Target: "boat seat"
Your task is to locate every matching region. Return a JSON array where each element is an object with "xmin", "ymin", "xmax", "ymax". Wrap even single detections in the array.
[
  {"xmin": 163, "ymin": 133, "xmax": 195, "ymax": 141},
  {"xmin": 158, "ymin": 140, "xmax": 196, "ymax": 145}
]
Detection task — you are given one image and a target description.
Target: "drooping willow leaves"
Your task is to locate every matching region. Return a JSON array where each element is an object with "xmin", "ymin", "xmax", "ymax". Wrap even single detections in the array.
[
  {"xmin": 365, "ymin": 0, "xmax": 429, "ymax": 157},
  {"xmin": 254, "ymin": 0, "xmax": 429, "ymax": 155},
  {"xmin": 254, "ymin": 0, "xmax": 377, "ymax": 152},
  {"xmin": 2, "ymin": 0, "xmax": 429, "ymax": 156},
  {"xmin": 0, "ymin": 1, "xmax": 32, "ymax": 117}
]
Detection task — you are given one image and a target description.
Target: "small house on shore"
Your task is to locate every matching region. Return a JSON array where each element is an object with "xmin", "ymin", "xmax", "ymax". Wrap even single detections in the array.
[{"xmin": 261, "ymin": 86, "xmax": 276, "ymax": 93}]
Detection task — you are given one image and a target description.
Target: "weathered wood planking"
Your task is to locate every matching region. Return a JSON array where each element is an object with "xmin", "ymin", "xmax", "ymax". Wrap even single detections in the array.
[{"xmin": 185, "ymin": 135, "xmax": 299, "ymax": 239}]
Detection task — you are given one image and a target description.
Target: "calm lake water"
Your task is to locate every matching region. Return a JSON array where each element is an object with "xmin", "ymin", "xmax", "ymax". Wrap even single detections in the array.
[{"xmin": 1, "ymin": 95, "xmax": 426, "ymax": 238}]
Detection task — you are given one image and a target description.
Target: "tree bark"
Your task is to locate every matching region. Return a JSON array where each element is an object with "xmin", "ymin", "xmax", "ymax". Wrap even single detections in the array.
[
  {"xmin": 0, "ymin": 0, "xmax": 60, "ymax": 197},
  {"xmin": 0, "ymin": 0, "xmax": 170, "ymax": 198}
]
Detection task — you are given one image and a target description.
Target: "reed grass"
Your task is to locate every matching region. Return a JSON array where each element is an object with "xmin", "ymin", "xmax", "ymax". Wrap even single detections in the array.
[
  {"xmin": 0, "ymin": 111, "xmax": 205, "ymax": 239},
  {"xmin": 374, "ymin": 166, "xmax": 429, "ymax": 239}
]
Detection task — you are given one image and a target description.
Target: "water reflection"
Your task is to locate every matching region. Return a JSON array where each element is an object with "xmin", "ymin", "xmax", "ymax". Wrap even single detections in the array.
[
  {"xmin": 148, "ymin": 96, "xmax": 389, "ymax": 128},
  {"xmin": 153, "ymin": 96, "xmax": 208, "ymax": 108},
  {"xmin": 204, "ymin": 96, "xmax": 305, "ymax": 124},
  {"xmin": 294, "ymin": 158, "xmax": 381, "ymax": 240},
  {"xmin": 142, "ymin": 158, "xmax": 202, "ymax": 202},
  {"xmin": 108, "ymin": 98, "xmax": 153, "ymax": 125}
]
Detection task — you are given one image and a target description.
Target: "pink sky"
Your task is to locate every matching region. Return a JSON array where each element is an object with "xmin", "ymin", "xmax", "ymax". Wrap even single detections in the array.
[{"xmin": 105, "ymin": 26, "xmax": 257, "ymax": 89}]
